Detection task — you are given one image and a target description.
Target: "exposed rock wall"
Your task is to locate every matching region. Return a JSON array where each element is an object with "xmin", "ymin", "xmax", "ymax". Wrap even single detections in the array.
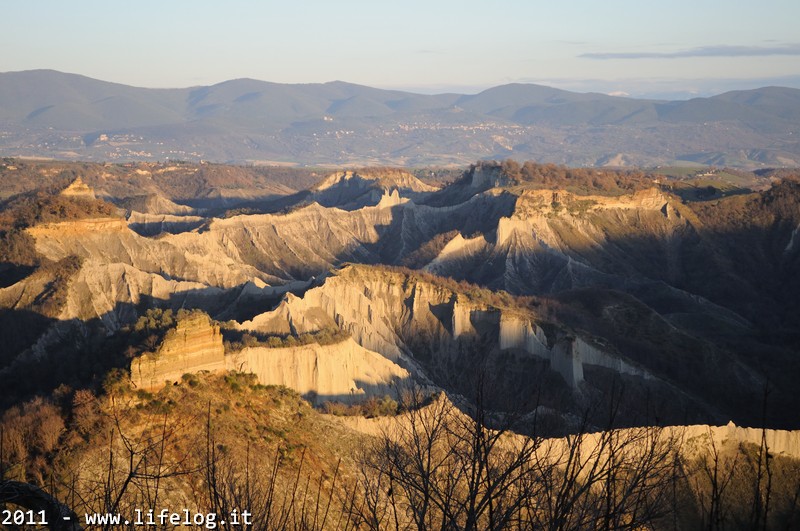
[
  {"xmin": 243, "ymin": 266, "xmax": 649, "ymax": 390},
  {"xmin": 426, "ymin": 186, "xmax": 691, "ymax": 295},
  {"xmin": 786, "ymin": 222, "xmax": 800, "ymax": 252},
  {"xmin": 272, "ymin": 272, "xmax": 416, "ymax": 362},
  {"xmin": 246, "ymin": 268, "xmax": 500, "ymax": 372},
  {"xmin": 498, "ymin": 314, "xmax": 550, "ymax": 356},
  {"xmin": 130, "ymin": 313, "xmax": 408, "ymax": 400},
  {"xmin": 127, "ymin": 212, "xmax": 204, "ymax": 236},
  {"xmin": 162, "ymin": 200, "xmax": 399, "ymax": 282},
  {"xmin": 124, "ymin": 266, "xmax": 654, "ymax": 395},
  {"xmin": 59, "ymin": 177, "xmax": 96, "ymax": 200},
  {"xmin": 27, "ymin": 217, "xmax": 127, "ymax": 237},
  {"xmin": 62, "ymin": 262, "xmax": 225, "ymax": 329},
  {"xmin": 682, "ymin": 422, "xmax": 800, "ymax": 459},
  {"xmin": 467, "ymin": 166, "xmax": 513, "ymax": 190},
  {"xmin": 131, "ymin": 313, "xmax": 225, "ymax": 390},
  {"xmin": 569, "ymin": 337, "xmax": 651, "ymax": 381},
  {"xmin": 336, "ymin": 392, "xmax": 800, "ymax": 460},
  {"xmin": 498, "ymin": 315, "xmax": 650, "ymax": 388},
  {"xmin": 232, "ymin": 337, "xmax": 409, "ymax": 404},
  {"xmin": 121, "ymin": 193, "xmax": 196, "ymax": 215},
  {"xmin": 28, "ymin": 218, "xmax": 268, "ymax": 288}
]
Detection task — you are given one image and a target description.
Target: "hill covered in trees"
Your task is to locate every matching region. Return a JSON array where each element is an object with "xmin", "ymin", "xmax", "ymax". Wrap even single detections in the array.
[{"xmin": 1, "ymin": 70, "xmax": 800, "ymax": 167}]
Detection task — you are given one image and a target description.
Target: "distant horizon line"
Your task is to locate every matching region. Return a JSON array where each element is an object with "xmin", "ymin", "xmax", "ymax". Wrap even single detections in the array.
[{"xmin": 3, "ymin": 68, "xmax": 800, "ymax": 101}]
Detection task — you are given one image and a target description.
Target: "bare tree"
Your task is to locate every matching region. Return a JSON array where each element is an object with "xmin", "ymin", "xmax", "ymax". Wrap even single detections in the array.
[
  {"xmin": 197, "ymin": 402, "xmax": 346, "ymax": 531},
  {"xmin": 355, "ymin": 384, "xmax": 683, "ymax": 531},
  {"xmin": 354, "ymin": 388, "xmax": 541, "ymax": 530}
]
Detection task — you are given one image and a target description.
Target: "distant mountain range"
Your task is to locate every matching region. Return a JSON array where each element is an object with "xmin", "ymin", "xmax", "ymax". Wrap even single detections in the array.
[{"xmin": 1, "ymin": 70, "xmax": 799, "ymax": 168}]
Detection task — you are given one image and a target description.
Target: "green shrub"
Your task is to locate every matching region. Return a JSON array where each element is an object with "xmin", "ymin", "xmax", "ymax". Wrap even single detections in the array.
[
  {"xmin": 320, "ymin": 394, "xmax": 399, "ymax": 418},
  {"xmin": 181, "ymin": 373, "xmax": 200, "ymax": 387},
  {"xmin": 102, "ymin": 368, "xmax": 131, "ymax": 396},
  {"xmin": 135, "ymin": 389, "xmax": 154, "ymax": 401}
]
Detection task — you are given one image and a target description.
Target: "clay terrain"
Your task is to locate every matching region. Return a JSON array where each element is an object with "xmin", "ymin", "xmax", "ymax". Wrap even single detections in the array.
[{"xmin": 1, "ymin": 158, "xmax": 799, "ymax": 528}]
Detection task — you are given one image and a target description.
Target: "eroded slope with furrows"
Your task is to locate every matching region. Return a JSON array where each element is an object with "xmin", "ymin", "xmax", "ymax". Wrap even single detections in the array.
[
  {"xmin": 3, "ymin": 166, "xmax": 800, "ymax": 429},
  {"xmin": 237, "ymin": 264, "xmax": 760, "ymax": 430}
]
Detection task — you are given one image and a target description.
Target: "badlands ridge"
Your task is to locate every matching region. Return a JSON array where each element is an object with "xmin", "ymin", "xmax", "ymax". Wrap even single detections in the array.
[{"xmin": 1, "ymin": 162, "xmax": 799, "ymax": 433}]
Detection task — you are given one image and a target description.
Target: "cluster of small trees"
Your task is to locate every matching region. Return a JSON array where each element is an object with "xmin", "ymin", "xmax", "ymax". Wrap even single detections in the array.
[
  {"xmin": 0, "ymin": 187, "xmax": 113, "ymax": 281},
  {"xmin": 2, "ymin": 379, "xmax": 799, "ymax": 530},
  {"xmin": 221, "ymin": 326, "xmax": 351, "ymax": 354},
  {"xmin": 321, "ymin": 395, "xmax": 400, "ymax": 419},
  {"xmin": 347, "ymin": 389, "xmax": 679, "ymax": 530},
  {"xmin": 0, "ymin": 192, "xmax": 118, "ymax": 231},
  {"xmin": 471, "ymin": 159, "xmax": 657, "ymax": 195},
  {"xmin": 125, "ymin": 308, "xmax": 201, "ymax": 359},
  {"xmin": 347, "ymin": 387, "xmax": 800, "ymax": 530}
]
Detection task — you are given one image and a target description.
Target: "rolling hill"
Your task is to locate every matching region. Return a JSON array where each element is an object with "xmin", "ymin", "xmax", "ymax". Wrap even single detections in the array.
[{"xmin": 1, "ymin": 70, "xmax": 799, "ymax": 167}]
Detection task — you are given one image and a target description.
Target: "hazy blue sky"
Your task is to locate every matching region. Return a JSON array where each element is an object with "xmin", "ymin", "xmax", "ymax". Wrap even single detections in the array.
[{"xmin": 3, "ymin": 0, "xmax": 800, "ymax": 98}]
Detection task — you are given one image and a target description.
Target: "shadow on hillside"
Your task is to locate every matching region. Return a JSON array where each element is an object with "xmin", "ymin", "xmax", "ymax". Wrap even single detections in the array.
[
  {"xmin": 0, "ymin": 263, "xmax": 37, "ymax": 288},
  {"xmin": 2, "ymin": 183, "xmax": 799, "ymax": 432},
  {"xmin": 0, "ymin": 308, "xmax": 55, "ymax": 368},
  {"xmin": 0, "ymin": 287, "xmax": 239, "ymax": 409},
  {"xmin": 0, "ymin": 310, "xmax": 121, "ymax": 409},
  {"xmin": 430, "ymin": 216, "xmax": 800, "ymax": 430},
  {"xmin": 301, "ymin": 377, "xmax": 413, "ymax": 407},
  {"xmin": 127, "ymin": 218, "xmax": 206, "ymax": 237}
]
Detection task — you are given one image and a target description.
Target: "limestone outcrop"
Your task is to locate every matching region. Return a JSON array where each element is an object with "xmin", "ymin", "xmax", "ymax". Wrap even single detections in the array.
[
  {"xmin": 5, "ymin": 164, "xmax": 799, "ymax": 430},
  {"xmin": 233, "ymin": 337, "xmax": 409, "ymax": 404},
  {"xmin": 309, "ymin": 169, "xmax": 436, "ymax": 209},
  {"xmin": 131, "ymin": 313, "xmax": 225, "ymax": 390},
  {"xmin": 130, "ymin": 312, "xmax": 409, "ymax": 400},
  {"xmin": 27, "ymin": 218, "xmax": 270, "ymax": 288},
  {"xmin": 58, "ymin": 177, "xmax": 96, "ymax": 200},
  {"xmin": 242, "ymin": 265, "xmax": 647, "ymax": 390}
]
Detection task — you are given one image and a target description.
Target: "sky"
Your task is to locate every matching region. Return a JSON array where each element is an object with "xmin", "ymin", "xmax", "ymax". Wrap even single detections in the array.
[{"xmin": 3, "ymin": 0, "xmax": 800, "ymax": 99}]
